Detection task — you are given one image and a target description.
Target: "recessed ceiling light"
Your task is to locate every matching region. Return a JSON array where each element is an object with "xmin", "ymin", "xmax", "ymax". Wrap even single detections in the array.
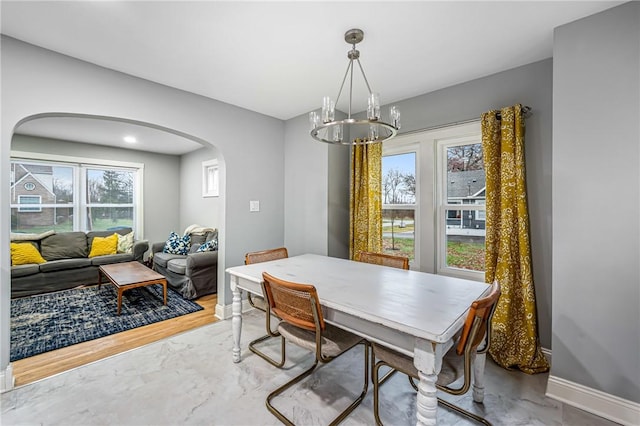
[{"xmin": 123, "ymin": 136, "xmax": 137, "ymax": 143}]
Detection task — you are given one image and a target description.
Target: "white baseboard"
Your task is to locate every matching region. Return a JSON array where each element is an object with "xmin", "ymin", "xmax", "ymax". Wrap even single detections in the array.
[
  {"xmin": 214, "ymin": 300, "xmax": 253, "ymax": 320},
  {"xmin": 1, "ymin": 363, "xmax": 14, "ymax": 393},
  {"xmin": 541, "ymin": 347, "xmax": 552, "ymax": 365},
  {"xmin": 546, "ymin": 375, "xmax": 640, "ymax": 425}
]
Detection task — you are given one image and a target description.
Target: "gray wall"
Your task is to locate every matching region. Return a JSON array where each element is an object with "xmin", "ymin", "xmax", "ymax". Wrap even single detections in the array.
[
  {"xmin": 553, "ymin": 2, "xmax": 639, "ymax": 403},
  {"xmin": 11, "ymin": 134, "xmax": 182, "ymax": 248},
  {"xmin": 1, "ymin": 36, "xmax": 284, "ymax": 380},
  {"xmin": 180, "ymin": 146, "xmax": 222, "ymax": 233},
  {"xmin": 283, "ymin": 111, "xmax": 350, "ymax": 257}
]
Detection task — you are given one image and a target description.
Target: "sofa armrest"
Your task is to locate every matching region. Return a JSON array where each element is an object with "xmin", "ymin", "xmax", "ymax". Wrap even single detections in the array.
[
  {"xmin": 186, "ymin": 251, "xmax": 218, "ymax": 275},
  {"xmin": 132, "ymin": 240, "xmax": 149, "ymax": 261},
  {"xmin": 151, "ymin": 242, "xmax": 165, "ymax": 255}
]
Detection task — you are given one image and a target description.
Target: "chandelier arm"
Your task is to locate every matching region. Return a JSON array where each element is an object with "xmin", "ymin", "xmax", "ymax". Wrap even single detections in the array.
[
  {"xmin": 355, "ymin": 58, "xmax": 373, "ymax": 94},
  {"xmin": 348, "ymin": 57, "xmax": 354, "ymax": 118},
  {"xmin": 334, "ymin": 60, "xmax": 353, "ymax": 111}
]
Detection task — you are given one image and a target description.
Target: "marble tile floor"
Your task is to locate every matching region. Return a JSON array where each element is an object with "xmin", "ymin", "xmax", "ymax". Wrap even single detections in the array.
[{"xmin": 1, "ymin": 310, "xmax": 621, "ymax": 426}]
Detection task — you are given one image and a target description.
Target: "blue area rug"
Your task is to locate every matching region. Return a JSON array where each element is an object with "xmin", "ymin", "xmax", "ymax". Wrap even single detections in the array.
[{"xmin": 10, "ymin": 284, "xmax": 203, "ymax": 361}]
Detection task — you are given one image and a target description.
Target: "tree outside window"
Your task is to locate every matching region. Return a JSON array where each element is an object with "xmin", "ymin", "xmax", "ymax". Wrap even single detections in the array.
[{"xmin": 382, "ymin": 153, "xmax": 416, "ymax": 266}]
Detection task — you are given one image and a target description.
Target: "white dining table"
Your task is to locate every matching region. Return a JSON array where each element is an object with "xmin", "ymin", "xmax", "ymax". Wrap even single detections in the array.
[{"xmin": 226, "ymin": 253, "xmax": 491, "ymax": 426}]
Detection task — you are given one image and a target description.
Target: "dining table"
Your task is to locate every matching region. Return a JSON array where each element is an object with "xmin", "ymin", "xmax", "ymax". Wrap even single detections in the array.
[{"xmin": 226, "ymin": 253, "xmax": 491, "ymax": 426}]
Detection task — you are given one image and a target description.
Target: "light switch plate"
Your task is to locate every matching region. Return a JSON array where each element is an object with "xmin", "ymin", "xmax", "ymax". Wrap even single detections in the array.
[{"xmin": 249, "ymin": 200, "xmax": 260, "ymax": 212}]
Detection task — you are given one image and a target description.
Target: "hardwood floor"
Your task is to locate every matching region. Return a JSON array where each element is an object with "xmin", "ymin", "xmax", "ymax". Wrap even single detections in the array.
[{"xmin": 11, "ymin": 293, "xmax": 219, "ymax": 387}]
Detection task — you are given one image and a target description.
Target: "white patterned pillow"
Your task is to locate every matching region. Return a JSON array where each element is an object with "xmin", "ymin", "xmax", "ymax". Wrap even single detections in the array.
[
  {"xmin": 196, "ymin": 237, "xmax": 218, "ymax": 252},
  {"xmin": 163, "ymin": 232, "xmax": 191, "ymax": 255},
  {"xmin": 117, "ymin": 231, "xmax": 134, "ymax": 254}
]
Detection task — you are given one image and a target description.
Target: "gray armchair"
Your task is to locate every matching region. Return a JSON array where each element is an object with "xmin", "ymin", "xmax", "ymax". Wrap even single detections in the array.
[{"xmin": 151, "ymin": 230, "xmax": 218, "ymax": 299}]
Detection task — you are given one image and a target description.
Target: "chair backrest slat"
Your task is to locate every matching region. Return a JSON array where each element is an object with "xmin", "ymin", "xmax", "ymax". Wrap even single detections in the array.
[
  {"xmin": 357, "ymin": 251, "xmax": 409, "ymax": 270},
  {"xmin": 262, "ymin": 272, "xmax": 324, "ymax": 331},
  {"xmin": 245, "ymin": 247, "xmax": 289, "ymax": 265},
  {"xmin": 455, "ymin": 281, "xmax": 501, "ymax": 356}
]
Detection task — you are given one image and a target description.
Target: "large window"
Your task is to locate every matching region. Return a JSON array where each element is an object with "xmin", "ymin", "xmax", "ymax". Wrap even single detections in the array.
[
  {"xmin": 383, "ymin": 122, "xmax": 484, "ymax": 281},
  {"xmin": 10, "ymin": 156, "xmax": 143, "ymax": 234}
]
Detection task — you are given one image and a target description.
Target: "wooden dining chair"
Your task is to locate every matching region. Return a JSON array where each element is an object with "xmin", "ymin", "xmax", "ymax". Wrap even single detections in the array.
[
  {"xmin": 262, "ymin": 271, "xmax": 369, "ymax": 426},
  {"xmin": 372, "ymin": 281, "xmax": 501, "ymax": 426},
  {"xmin": 357, "ymin": 250, "xmax": 410, "ymax": 388},
  {"xmin": 357, "ymin": 251, "xmax": 409, "ymax": 270},
  {"xmin": 244, "ymin": 247, "xmax": 289, "ymax": 367}
]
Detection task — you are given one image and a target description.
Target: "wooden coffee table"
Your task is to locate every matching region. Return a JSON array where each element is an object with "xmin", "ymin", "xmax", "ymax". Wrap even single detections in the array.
[{"xmin": 98, "ymin": 261, "xmax": 167, "ymax": 315}]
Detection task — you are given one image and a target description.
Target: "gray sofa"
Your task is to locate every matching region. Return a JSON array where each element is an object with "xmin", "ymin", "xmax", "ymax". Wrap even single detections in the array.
[
  {"xmin": 151, "ymin": 230, "xmax": 218, "ymax": 300},
  {"xmin": 11, "ymin": 227, "xmax": 148, "ymax": 298}
]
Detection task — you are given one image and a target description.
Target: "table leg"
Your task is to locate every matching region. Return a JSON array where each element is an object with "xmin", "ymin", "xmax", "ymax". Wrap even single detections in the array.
[
  {"xmin": 117, "ymin": 289, "xmax": 123, "ymax": 315},
  {"xmin": 413, "ymin": 340, "xmax": 445, "ymax": 425},
  {"xmin": 231, "ymin": 279, "xmax": 243, "ymax": 363},
  {"xmin": 162, "ymin": 281, "xmax": 167, "ymax": 306},
  {"xmin": 472, "ymin": 352, "xmax": 486, "ymax": 403}
]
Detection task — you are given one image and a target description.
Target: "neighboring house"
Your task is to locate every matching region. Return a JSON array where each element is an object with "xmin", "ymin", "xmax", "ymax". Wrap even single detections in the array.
[
  {"xmin": 10, "ymin": 163, "xmax": 56, "ymax": 228},
  {"xmin": 446, "ymin": 169, "xmax": 486, "ymax": 230}
]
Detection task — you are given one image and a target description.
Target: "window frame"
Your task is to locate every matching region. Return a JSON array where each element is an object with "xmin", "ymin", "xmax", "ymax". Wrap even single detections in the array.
[{"xmin": 10, "ymin": 151, "xmax": 144, "ymax": 235}]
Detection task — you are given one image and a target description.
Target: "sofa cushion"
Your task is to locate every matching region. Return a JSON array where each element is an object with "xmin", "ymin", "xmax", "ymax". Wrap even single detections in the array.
[
  {"xmin": 88, "ymin": 234, "xmax": 118, "ymax": 258},
  {"xmin": 190, "ymin": 230, "xmax": 218, "ymax": 247},
  {"xmin": 163, "ymin": 232, "xmax": 190, "ymax": 255},
  {"xmin": 90, "ymin": 253, "xmax": 135, "ymax": 266},
  {"xmin": 39, "ymin": 258, "xmax": 92, "ymax": 273},
  {"xmin": 40, "ymin": 232, "xmax": 88, "ymax": 260},
  {"xmin": 167, "ymin": 258, "xmax": 187, "ymax": 275},
  {"xmin": 10, "ymin": 242, "xmax": 47, "ymax": 266},
  {"xmin": 153, "ymin": 252, "xmax": 185, "ymax": 268},
  {"xmin": 11, "ymin": 264, "xmax": 41, "ymax": 278}
]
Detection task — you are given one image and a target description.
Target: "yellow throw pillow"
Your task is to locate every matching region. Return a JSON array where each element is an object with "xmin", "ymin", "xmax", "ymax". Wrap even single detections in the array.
[
  {"xmin": 10, "ymin": 242, "xmax": 46, "ymax": 265},
  {"xmin": 89, "ymin": 233, "xmax": 118, "ymax": 258}
]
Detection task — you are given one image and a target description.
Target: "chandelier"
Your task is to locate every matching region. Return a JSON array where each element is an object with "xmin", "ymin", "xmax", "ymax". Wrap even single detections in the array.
[{"xmin": 309, "ymin": 28, "xmax": 400, "ymax": 145}]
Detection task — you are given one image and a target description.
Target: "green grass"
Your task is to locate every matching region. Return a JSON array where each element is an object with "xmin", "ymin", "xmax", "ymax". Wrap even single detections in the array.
[
  {"xmin": 382, "ymin": 237, "xmax": 485, "ymax": 272},
  {"xmin": 382, "ymin": 237, "xmax": 415, "ymax": 260},
  {"xmin": 12, "ymin": 218, "xmax": 132, "ymax": 234},
  {"xmin": 447, "ymin": 241, "xmax": 485, "ymax": 271},
  {"xmin": 382, "ymin": 224, "xmax": 415, "ymax": 233}
]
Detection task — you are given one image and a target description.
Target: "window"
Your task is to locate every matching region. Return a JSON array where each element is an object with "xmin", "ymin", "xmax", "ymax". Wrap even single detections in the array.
[
  {"xmin": 18, "ymin": 195, "xmax": 41, "ymax": 212},
  {"xmin": 202, "ymin": 159, "xmax": 219, "ymax": 197},
  {"xmin": 437, "ymin": 138, "xmax": 485, "ymax": 280},
  {"xmin": 85, "ymin": 167, "xmax": 135, "ymax": 231},
  {"xmin": 383, "ymin": 121, "xmax": 484, "ymax": 281},
  {"xmin": 10, "ymin": 156, "xmax": 143, "ymax": 234},
  {"xmin": 382, "ymin": 152, "xmax": 417, "ymax": 268}
]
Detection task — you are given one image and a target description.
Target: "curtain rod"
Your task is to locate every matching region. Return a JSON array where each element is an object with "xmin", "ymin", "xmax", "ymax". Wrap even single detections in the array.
[{"xmin": 397, "ymin": 105, "xmax": 532, "ymax": 137}]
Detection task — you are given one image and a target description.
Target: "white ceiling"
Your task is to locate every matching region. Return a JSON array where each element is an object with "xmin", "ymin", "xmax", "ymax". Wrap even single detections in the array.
[{"xmin": 1, "ymin": 1, "xmax": 622, "ymax": 155}]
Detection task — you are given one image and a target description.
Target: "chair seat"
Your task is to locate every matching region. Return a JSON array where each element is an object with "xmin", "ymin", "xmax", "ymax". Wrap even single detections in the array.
[
  {"xmin": 372, "ymin": 343, "xmax": 467, "ymax": 387},
  {"xmin": 167, "ymin": 258, "xmax": 187, "ymax": 275},
  {"xmin": 153, "ymin": 252, "xmax": 185, "ymax": 268},
  {"xmin": 278, "ymin": 322, "xmax": 363, "ymax": 358}
]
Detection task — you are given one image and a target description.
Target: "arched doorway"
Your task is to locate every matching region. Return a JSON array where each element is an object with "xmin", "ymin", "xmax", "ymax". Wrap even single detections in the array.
[{"xmin": 8, "ymin": 113, "xmax": 226, "ymax": 385}]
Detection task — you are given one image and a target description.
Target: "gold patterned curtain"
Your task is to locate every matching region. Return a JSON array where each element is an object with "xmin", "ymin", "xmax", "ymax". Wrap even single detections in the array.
[
  {"xmin": 349, "ymin": 142, "xmax": 382, "ymax": 260},
  {"xmin": 481, "ymin": 104, "xmax": 549, "ymax": 374}
]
